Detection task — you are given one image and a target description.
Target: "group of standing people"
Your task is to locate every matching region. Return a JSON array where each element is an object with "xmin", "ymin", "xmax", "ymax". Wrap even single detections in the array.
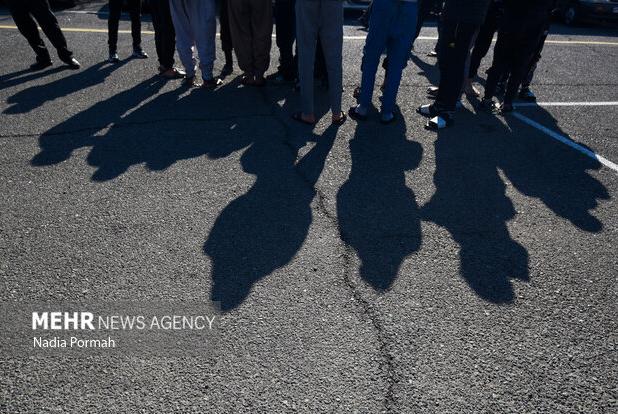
[{"xmin": 8, "ymin": 0, "xmax": 554, "ymax": 129}]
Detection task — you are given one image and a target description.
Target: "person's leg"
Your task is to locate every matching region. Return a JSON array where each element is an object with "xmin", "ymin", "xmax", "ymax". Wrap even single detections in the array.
[
  {"xmin": 435, "ymin": 21, "xmax": 477, "ymax": 112},
  {"xmin": 357, "ymin": 0, "xmax": 392, "ymax": 111},
  {"xmin": 250, "ymin": 0, "xmax": 273, "ymax": 79},
  {"xmin": 192, "ymin": 0, "xmax": 218, "ymax": 82},
  {"xmin": 150, "ymin": 0, "xmax": 177, "ymax": 71},
  {"xmin": 108, "ymin": 0, "xmax": 122, "ymax": 54},
  {"xmin": 319, "ymin": 0, "xmax": 344, "ymax": 117},
  {"xmin": 169, "ymin": 0, "xmax": 197, "ymax": 79},
  {"xmin": 382, "ymin": 0, "xmax": 417, "ymax": 116},
  {"xmin": 522, "ymin": 29, "xmax": 548, "ymax": 89},
  {"xmin": 7, "ymin": 0, "xmax": 52, "ymax": 64},
  {"xmin": 412, "ymin": 0, "xmax": 429, "ymax": 46},
  {"xmin": 295, "ymin": 0, "xmax": 318, "ymax": 118},
  {"xmin": 128, "ymin": 0, "xmax": 143, "ymax": 52},
  {"xmin": 483, "ymin": 30, "xmax": 513, "ymax": 102},
  {"xmin": 274, "ymin": 0, "xmax": 296, "ymax": 79},
  {"xmin": 29, "ymin": 0, "xmax": 74, "ymax": 62},
  {"xmin": 468, "ymin": 4, "xmax": 498, "ymax": 80},
  {"xmin": 228, "ymin": 0, "xmax": 253, "ymax": 75},
  {"xmin": 219, "ymin": 0, "xmax": 234, "ymax": 69},
  {"xmin": 503, "ymin": 22, "xmax": 545, "ymax": 107}
]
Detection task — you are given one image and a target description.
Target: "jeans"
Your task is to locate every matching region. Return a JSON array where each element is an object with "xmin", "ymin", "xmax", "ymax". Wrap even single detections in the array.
[{"xmin": 359, "ymin": 0, "xmax": 418, "ymax": 114}]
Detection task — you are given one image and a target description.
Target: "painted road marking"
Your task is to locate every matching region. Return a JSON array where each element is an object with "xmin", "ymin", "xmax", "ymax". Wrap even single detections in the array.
[
  {"xmin": 512, "ymin": 111, "xmax": 618, "ymax": 173},
  {"xmin": 515, "ymin": 102, "xmax": 618, "ymax": 107},
  {"xmin": 1, "ymin": 25, "xmax": 618, "ymax": 46}
]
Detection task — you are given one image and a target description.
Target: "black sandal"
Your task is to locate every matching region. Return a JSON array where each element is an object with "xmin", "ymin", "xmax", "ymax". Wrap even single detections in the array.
[
  {"xmin": 332, "ymin": 112, "xmax": 347, "ymax": 125},
  {"xmin": 292, "ymin": 112, "xmax": 316, "ymax": 125}
]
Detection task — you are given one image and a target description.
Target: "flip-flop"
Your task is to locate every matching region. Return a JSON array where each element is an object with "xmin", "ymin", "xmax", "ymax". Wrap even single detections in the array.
[
  {"xmin": 416, "ymin": 103, "xmax": 438, "ymax": 118},
  {"xmin": 425, "ymin": 114, "xmax": 453, "ymax": 130},
  {"xmin": 332, "ymin": 112, "xmax": 347, "ymax": 125},
  {"xmin": 292, "ymin": 112, "xmax": 316, "ymax": 125}
]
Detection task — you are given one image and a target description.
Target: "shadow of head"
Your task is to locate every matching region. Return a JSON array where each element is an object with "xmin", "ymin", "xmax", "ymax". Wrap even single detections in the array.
[{"xmin": 337, "ymin": 116, "xmax": 423, "ymax": 291}]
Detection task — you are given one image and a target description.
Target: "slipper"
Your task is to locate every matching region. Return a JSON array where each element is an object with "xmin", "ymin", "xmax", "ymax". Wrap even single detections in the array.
[
  {"xmin": 348, "ymin": 106, "xmax": 367, "ymax": 121},
  {"xmin": 332, "ymin": 112, "xmax": 347, "ymax": 126},
  {"xmin": 292, "ymin": 112, "xmax": 316, "ymax": 125},
  {"xmin": 416, "ymin": 103, "xmax": 438, "ymax": 118},
  {"xmin": 425, "ymin": 114, "xmax": 453, "ymax": 130}
]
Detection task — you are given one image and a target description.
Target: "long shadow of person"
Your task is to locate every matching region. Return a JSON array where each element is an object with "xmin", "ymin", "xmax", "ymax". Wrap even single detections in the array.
[
  {"xmin": 337, "ymin": 118, "xmax": 423, "ymax": 290},
  {"xmin": 501, "ymin": 106, "xmax": 609, "ymax": 232},
  {"xmin": 4, "ymin": 61, "xmax": 128, "ymax": 114},
  {"xmin": 204, "ymin": 123, "xmax": 339, "ymax": 311},
  {"xmin": 84, "ymin": 77, "xmax": 274, "ymax": 181},
  {"xmin": 0, "ymin": 66, "xmax": 67, "ymax": 91},
  {"xmin": 32, "ymin": 74, "xmax": 166, "ymax": 167},
  {"xmin": 421, "ymin": 109, "xmax": 529, "ymax": 303}
]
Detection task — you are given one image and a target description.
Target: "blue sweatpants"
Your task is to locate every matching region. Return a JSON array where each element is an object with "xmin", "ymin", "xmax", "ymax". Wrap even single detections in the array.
[{"xmin": 359, "ymin": 0, "xmax": 417, "ymax": 114}]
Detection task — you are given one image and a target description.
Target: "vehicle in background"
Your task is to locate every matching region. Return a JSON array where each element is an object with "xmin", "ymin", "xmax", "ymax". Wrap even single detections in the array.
[
  {"xmin": 343, "ymin": 0, "xmax": 372, "ymax": 9},
  {"xmin": 556, "ymin": 0, "xmax": 618, "ymax": 25}
]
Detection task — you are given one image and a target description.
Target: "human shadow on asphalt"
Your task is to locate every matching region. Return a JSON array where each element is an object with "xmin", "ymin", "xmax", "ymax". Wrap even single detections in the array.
[
  {"xmin": 421, "ymin": 106, "xmax": 608, "ymax": 303},
  {"xmin": 337, "ymin": 116, "xmax": 423, "ymax": 290},
  {"xmin": 32, "ymin": 74, "xmax": 166, "ymax": 167},
  {"xmin": 0, "ymin": 66, "xmax": 67, "ymax": 91},
  {"xmin": 502, "ymin": 106, "xmax": 609, "ymax": 232},
  {"xmin": 204, "ymin": 89, "xmax": 340, "ymax": 310},
  {"xmin": 4, "ymin": 60, "xmax": 129, "ymax": 114},
  {"xmin": 421, "ymin": 108, "xmax": 529, "ymax": 302}
]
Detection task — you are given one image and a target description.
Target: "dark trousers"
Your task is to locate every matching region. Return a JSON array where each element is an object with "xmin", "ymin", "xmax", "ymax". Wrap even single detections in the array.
[
  {"xmin": 274, "ymin": 0, "xmax": 296, "ymax": 77},
  {"xmin": 219, "ymin": 0, "xmax": 233, "ymax": 55},
  {"xmin": 412, "ymin": 0, "xmax": 437, "ymax": 44},
  {"xmin": 522, "ymin": 29, "xmax": 548, "ymax": 89},
  {"xmin": 228, "ymin": 0, "xmax": 273, "ymax": 76},
  {"xmin": 108, "ymin": 0, "xmax": 142, "ymax": 53},
  {"xmin": 7, "ymin": 0, "xmax": 73, "ymax": 63},
  {"xmin": 435, "ymin": 19, "xmax": 478, "ymax": 112},
  {"xmin": 468, "ymin": 1, "xmax": 501, "ymax": 79},
  {"xmin": 149, "ymin": 0, "xmax": 176, "ymax": 70},
  {"xmin": 484, "ymin": 17, "xmax": 546, "ymax": 105}
]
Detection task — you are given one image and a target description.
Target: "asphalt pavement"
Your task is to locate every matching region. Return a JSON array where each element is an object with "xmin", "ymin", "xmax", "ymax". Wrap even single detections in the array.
[{"xmin": 0, "ymin": 4, "xmax": 617, "ymax": 413}]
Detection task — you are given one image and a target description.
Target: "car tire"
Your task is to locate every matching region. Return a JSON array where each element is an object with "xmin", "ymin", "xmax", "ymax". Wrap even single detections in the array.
[{"xmin": 564, "ymin": 4, "xmax": 579, "ymax": 25}]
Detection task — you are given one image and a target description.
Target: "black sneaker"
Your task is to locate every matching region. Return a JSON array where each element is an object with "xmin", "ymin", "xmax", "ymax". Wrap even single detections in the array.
[
  {"xmin": 518, "ymin": 87, "xmax": 536, "ymax": 102},
  {"xmin": 61, "ymin": 57, "xmax": 81, "ymax": 69},
  {"xmin": 30, "ymin": 60, "xmax": 53, "ymax": 71},
  {"xmin": 478, "ymin": 98, "xmax": 497, "ymax": 113},
  {"xmin": 132, "ymin": 49, "xmax": 148, "ymax": 59},
  {"xmin": 202, "ymin": 77, "xmax": 223, "ymax": 89},
  {"xmin": 108, "ymin": 52, "xmax": 120, "ymax": 63}
]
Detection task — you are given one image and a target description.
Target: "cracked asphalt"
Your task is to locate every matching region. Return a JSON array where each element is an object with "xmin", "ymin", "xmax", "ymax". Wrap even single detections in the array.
[{"xmin": 1, "ymin": 3, "xmax": 617, "ymax": 413}]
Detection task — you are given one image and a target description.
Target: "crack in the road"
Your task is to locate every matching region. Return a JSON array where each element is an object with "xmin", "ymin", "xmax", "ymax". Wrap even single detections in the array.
[{"xmin": 256, "ymin": 87, "xmax": 398, "ymax": 413}]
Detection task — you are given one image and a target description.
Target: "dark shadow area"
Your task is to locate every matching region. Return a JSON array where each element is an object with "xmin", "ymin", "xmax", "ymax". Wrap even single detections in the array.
[
  {"xmin": 32, "ymin": 74, "xmax": 166, "ymax": 167},
  {"xmin": 337, "ymin": 117, "xmax": 423, "ymax": 290},
  {"xmin": 4, "ymin": 60, "xmax": 128, "ymax": 114},
  {"xmin": 205, "ymin": 124, "xmax": 339, "ymax": 310},
  {"xmin": 421, "ymin": 106, "xmax": 608, "ymax": 302},
  {"xmin": 502, "ymin": 106, "xmax": 610, "ymax": 232},
  {"xmin": 410, "ymin": 53, "xmax": 439, "ymax": 86},
  {"xmin": 0, "ymin": 66, "xmax": 67, "ymax": 91}
]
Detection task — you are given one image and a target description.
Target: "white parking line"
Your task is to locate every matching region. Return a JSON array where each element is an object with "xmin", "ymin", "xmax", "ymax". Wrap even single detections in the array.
[
  {"xmin": 515, "ymin": 102, "xmax": 618, "ymax": 107},
  {"xmin": 512, "ymin": 111, "xmax": 618, "ymax": 173}
]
